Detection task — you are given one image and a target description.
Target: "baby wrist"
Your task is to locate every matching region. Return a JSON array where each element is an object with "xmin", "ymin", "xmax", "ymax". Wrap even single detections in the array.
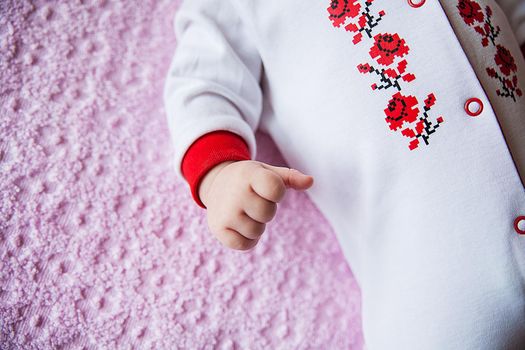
[{"xmin": 181, "ymin": 130, "xmax": 251, "ymax": 208}]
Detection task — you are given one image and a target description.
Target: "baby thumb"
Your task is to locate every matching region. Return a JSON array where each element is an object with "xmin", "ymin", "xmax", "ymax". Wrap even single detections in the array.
[{"xmin": 261, "ymin": 164, "xmax": 314, "ymax": 191}]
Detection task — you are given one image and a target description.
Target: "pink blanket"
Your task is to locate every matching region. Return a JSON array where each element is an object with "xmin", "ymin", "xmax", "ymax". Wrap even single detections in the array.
[{"xmin": 0, "ymin": 0, "xmax": 363, "ymax": 348}]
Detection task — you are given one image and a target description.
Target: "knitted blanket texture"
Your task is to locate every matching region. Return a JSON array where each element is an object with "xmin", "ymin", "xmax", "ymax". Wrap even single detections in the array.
[{"xmin": 0, "ymin": 1, "xmax": 362, "ymax": 348}]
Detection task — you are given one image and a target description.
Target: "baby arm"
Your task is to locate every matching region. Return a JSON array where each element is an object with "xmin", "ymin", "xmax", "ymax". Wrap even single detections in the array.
[
  {"xmin": 164, "ymin": 0, "xmax": 314, "ymax": 250},
  {"xmin": 198, "ymin": 160, "xmax": 313, "ymax": 251}
]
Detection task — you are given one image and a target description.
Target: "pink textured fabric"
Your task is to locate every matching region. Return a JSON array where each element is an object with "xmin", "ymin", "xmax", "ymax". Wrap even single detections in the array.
[{"xmin": 0, "ymin": 0, "xmax": 363, "ymax": 348}]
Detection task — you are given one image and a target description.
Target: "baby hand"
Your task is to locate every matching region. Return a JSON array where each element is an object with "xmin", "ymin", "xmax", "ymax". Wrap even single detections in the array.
[{"xmin": 199, "ymin": 160, "xmax": 314, "ymax": 251}]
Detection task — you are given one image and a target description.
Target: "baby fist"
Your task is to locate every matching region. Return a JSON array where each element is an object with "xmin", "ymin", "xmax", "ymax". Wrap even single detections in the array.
[{"xmin": 199, "ymin": 160, "xmax": 314, "ymax": 251}]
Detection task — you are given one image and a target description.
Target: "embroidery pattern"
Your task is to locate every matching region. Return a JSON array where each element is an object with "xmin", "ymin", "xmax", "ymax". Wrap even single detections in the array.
[
  {"xmin": 327, "ymin": 1, "xmax": 444, "ymax": 150},
  {"xmin": 457, "ymin": 0, "xmax": 522, "ymax": 101},
  {"xmin": 385, "ymin": 92, "xmax": 444, "ymax": 150},
  {"xmin": 328, "ymin": 0, "xmax": 386, "ymax": 44},
  {"xmin": 357, "ymin": 34, "xmax": 416, "ymax": 91}
]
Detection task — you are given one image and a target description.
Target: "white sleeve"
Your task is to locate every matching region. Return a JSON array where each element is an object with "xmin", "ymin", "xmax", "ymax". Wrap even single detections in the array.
[
  {"xmin": 163, "ymin": 0, "xmax": 263, "ymax": 180},
  {"xmin": 495, "ymin": 0, "xmax": 525, "ymax": 45}
]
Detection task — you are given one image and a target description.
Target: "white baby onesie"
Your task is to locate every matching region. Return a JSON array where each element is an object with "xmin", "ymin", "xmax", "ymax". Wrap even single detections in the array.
[{"xmin": 164, "ymin": 0, "xmax": 525, "ymax": 348}]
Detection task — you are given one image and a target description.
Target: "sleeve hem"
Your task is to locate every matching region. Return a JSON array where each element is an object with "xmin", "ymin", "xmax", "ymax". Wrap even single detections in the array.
[{"xmin": 181, "ymin": 130, "xmax": 251, "ymax": 208}]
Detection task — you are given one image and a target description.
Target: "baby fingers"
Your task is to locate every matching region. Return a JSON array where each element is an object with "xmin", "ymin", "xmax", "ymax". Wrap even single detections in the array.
[
  {"xmin": 250, "ymin": 166, "xmax": 287, "ymax": 203},
  {"xmin": 228, "ymin": 212, "xmax": 267, "ymax": 240},
  {"xmin": 215, "ymin": 227, "xmax": 259, "ymax": 251},
  {"xmin": 244, "ymin": 191, "xmax": 277, "ymax": 224}
]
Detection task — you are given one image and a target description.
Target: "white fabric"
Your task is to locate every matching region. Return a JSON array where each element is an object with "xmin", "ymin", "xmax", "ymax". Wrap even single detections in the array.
[
  {"xmin": 164, "ymin": 0, "xmax": 525, "ymax": 348},
  {"xmin": 163, "ymin": 0, "xmax": 262, "ymax": 175}
]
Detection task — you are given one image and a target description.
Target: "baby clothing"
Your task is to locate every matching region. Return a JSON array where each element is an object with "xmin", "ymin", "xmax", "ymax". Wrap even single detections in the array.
[{"xmin": 164, "ymin": 0, "xmax": 525, "ymax": 348}]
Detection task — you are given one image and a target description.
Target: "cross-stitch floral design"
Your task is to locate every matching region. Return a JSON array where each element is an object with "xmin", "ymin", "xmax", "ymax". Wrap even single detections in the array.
[
  {"xmin": 327, "ymin": 0, "xmax": 361, "ymax": 27},
  {"xmin": 384, "ymin": 92, "xmax": 419, "ymax": 131},
  {"xmin": 486, "ymin": 44, "xmax": 522, "ymax": 97},
  {"xmin": 494, "ymin": 44, "xmax": 517, "ymax": 76},
  {"xmin": 384, "ymin": 92, "xmax": 444, "ymax": 150},
  {"xmin": 357, "ymin": 33, "xmax": 416, "ymax": 91},
  {"xmin": 369, "ymin": 33, "xmax": 409, "ymax": 65},
  {"xmin": 327, "ymin": 0, "xmax": 386, "ymax": 44},
  {"xmin": 327, "ymin": 1, "xmax": 444, "ymax": 150},
  {"xmin": 457, "ymin": 0, "xmax": 521, "ymax": 101},
  {"xmin": 458, "ymin": 1, "xmax": 500, "ymax": 46},
  {"xmin": 486, "ymin": 67, "xmax": 522, "ymax": 98},
  {"xmin": 457, "ymin": 0, "xmax": 484, "ymax": 26},
  {"xmin": 357, "ymin": 59, "xmax": 415, "ymax": 91}
]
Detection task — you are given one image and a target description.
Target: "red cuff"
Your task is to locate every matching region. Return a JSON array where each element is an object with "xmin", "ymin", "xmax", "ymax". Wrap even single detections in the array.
[{"xmin": 181, "ymin": 130, "xmax": 251, "ymax": 208}]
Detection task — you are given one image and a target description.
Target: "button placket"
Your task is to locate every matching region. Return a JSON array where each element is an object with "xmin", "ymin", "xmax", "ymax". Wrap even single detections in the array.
[
  {"xmin": 408, "ymin": 0, "xmax": 426, "ymax": 8},
  {"xmin": 464, "ymin": 97, "xmax": 484, "ymax": 117},
  {"xmin": 514, "ymin": 216, "xmax": 525, "ymax": 235}
]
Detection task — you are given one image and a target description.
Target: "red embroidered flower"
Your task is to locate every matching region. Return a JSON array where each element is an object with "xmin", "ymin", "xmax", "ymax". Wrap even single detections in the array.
[
  {"xmin": 357, "ymin": 63, "xmax": 372, "ymax": 73},
  {"xmin": 402, "ymin": 73, "xmax": 416, "ymax": 82},
  {"xmin": 408, "ymin": 139, "xmax": 420, "ymax": 150},
  {"xmin": 397, "ymin": 59, "xmax": 408, "ymax": 74},
  {"xmin": 384, "ymin": 68, "xmax": 397, "ymax": 78},
  {"xmin": 486, "ymin": 5, "xmax": 492, "ymax": 17},
  {"xmin": 384, "ymin": 92, "xmax": 420, "ymax": 131},
  {"xmin": 424, "ymin": 93, "xmax": 436, "ymax": 109},
  {"xmin": 486, "ymin": 67, "xmax": 496, "ymax": 77},
  {"xmin": 369, "ymin": 33, "xmax": 409, "ymax": 66},
  {"xmin": 326, "ymin": 0, "xmax": 444, "ymax": 148},
  {"xmin": 415, "ymin": 120, "xmax": 425, "ymax": 134},
  {"xmin": 494, "ymin": 44, "xmax": 517, "ymax": 76},
  {"xmin": 457, "ymin": 0, "xmax": 484, "ymax": 26},
  {"xmin": 328, "ymin": 0, "xmax": 361, "ymax": 28}
]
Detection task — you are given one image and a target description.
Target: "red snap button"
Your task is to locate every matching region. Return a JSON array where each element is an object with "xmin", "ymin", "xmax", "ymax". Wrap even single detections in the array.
[
  {"xmin": 464, "ymin": 97, "xmax": 483, "ymax": 117},
  {"xmin": 408, "ymin": 0, "xmax": 426, "ymax": 8},
  {"xmin": 514, "ymin": 216, "xmax": 525, "ymax": 235}
]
